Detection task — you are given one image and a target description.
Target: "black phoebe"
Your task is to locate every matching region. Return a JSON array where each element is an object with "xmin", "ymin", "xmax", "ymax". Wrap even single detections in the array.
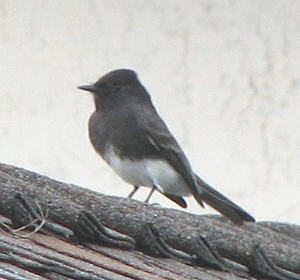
[{"xmin": 78, "ymin": 69, "xmax": 255, "ymax": 225}]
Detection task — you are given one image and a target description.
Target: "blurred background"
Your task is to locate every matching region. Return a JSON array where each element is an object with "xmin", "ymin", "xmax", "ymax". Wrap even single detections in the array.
[{"xmin": 1, "ymin": 1, "xmax": 299, "ymax": 223}]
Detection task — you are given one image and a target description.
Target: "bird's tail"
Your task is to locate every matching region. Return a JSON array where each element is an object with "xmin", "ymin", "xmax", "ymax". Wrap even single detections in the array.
[{"xmin": 194, "ymin": 174, "xmax": 255, "ymax": 225}]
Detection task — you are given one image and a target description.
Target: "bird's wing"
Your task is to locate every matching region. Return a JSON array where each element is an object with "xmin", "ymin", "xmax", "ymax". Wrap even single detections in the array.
[
  {"xmin": 137, "ymin": 108, "xmax": 254, "ymax": 224},
  {"xmin": 140, "ymin": 109, "xmax": 204, "ymax": 201}
]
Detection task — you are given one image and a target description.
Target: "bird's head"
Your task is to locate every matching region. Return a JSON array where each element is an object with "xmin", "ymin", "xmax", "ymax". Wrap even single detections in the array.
[{"xmin": 78, "ymin": 69, "xmax": 151, "ymax": 111}]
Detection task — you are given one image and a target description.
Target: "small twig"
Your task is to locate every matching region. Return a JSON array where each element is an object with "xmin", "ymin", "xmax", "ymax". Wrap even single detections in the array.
[{"xmin": 1, "ymin": 201, "xmax": 49, "ymax": 238}]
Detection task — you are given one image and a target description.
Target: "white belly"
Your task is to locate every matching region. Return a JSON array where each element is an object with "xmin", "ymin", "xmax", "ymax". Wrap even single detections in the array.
[{"xmin": 104, "ymin": 146, "xmax": 191, "ymax": 196}]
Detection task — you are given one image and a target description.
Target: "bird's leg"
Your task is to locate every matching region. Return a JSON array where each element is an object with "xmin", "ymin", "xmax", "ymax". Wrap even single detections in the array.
[
  {"xmin": 128, "ymin": 185, "xmax": 139, "ymax": 198},
  {"xmin": 144, "ymin": 185, "xmax": 157, "ymax": 203}
]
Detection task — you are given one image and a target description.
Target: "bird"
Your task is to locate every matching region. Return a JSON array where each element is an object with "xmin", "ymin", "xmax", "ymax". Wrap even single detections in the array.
[{"xmin": 78, "ymin": 69, "xmax": 255, "ymax": 225}]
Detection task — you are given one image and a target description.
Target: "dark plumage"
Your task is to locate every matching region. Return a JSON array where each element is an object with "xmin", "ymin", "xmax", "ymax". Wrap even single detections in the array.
[{"xmin": 78, "ymin": 69, "xmax": 255, "ymax": 225}]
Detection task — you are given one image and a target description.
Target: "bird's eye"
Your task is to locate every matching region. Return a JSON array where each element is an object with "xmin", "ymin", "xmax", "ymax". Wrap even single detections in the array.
[{"xmin": 113, "ymin": 85, "xmax": 122, "ymax": 91}]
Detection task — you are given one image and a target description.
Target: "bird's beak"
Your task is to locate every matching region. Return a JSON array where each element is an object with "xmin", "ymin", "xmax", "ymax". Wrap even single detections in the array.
[{"xmin": 77, "ymin": 84, "xmax": 98, "ymax": 93}]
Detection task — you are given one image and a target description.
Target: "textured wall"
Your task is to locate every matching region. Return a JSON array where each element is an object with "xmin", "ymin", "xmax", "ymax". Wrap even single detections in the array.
[{"xmin": 1, "ymin": 1, "xmax": 299, "ymax": 223}]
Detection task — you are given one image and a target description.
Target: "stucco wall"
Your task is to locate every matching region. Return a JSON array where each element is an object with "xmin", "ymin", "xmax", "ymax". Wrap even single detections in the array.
[{"xmin": 1, "ymin": 1, "xmax": 299, "ymax": 223}]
